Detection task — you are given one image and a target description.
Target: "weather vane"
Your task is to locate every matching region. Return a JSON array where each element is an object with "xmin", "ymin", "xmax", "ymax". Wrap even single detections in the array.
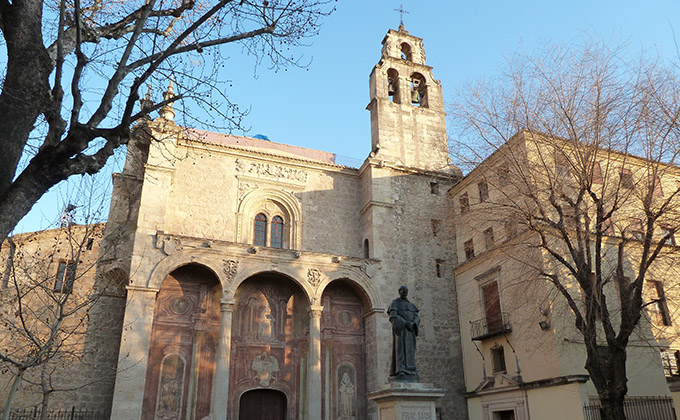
[{"xmin": 394, "ymin": 4, "xmax": 409, "ymax": 27}]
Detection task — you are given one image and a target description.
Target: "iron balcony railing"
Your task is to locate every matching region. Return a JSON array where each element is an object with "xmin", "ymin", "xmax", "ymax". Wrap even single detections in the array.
[{"xmin": 470, "ymin": 312, "xmax": 512, "ymax": 341}]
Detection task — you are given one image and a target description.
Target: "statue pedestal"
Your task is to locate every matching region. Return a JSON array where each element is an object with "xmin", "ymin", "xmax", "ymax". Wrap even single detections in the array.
[{"xmin": 368, "ymin": 382, "xmax": 445, "ymax": 420}]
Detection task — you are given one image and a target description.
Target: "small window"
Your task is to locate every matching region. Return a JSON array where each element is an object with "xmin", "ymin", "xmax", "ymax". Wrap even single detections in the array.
[
  {"xmin": 430, "ymin": 181, "xmax": 439, "ymax": 195},
  {"xmin": 86, "ymin": 238, "xmax": 94, "ymax": 251},
  {"xmin": 661, "ymin": 226, "xmax": 676, "ymax": 246},
  {"xmin": 591, "ymin": 162, "xmax": 603, "ymax": 184},
  {"xmin": 497, "ymin": 164, "xmax": 509, "ymax": 187},
  {"xmin": 628, "ymin": 218, "xmax": 644, "ymax": 241},
  {"xmin": 459, "ymin": 193, "xmax": 469, "ymax": 214},
  {"xmin": 648, "ymin": 280, "xmax": 672, "ymax": 326},
  {"xmin": 363, "ymin": 239, "xmax": 370, "ymax": 259},
  {"xmin": 650, "ymin": 175, "xmax": 663, "ymax": 197},
  {"xmin": 464, "ymin": 239, "xmax": 475, "ymax": 260},
  {"xmin": 504, "ymin": 216, "xmax": 518, "ymax": 240},
  {"xmin": 271, "ymin": 216, "xmax": 283, "ymax": 248},
  {"xmin": 661, "ymin": 350, "xmax": 680, "ymax": 377},
  {"xmin": 254, "ymin": 213, "xmax": 267, "ymax": 246},
  {"xmin": 554, "ymin": 152, "xmax": 571, "ymax": 178},
  {"xmin": 620, "ymin": 168, "xmax": 634, "ymax": 190},
  {"xmin": 54, "ymin": 261, "xmax": 76, "ymax": 293},
  {"xmin": 478, "ymin": 181, "xmax": 489, "ymax": 202},
  {"xmin": 490, "ymin": 344, "xmax": 506, "ymax": 373},
  {"xmin": 431, "ymin": 219, "xmax": 441, "ymax": 237},
  {"xmin": 601, "ymin": 218, "xmax": 615, "ymax": 236},
  {"xmin": 435, "ymin": 259, "xmax": 443, "ymax": 278},
  {"xmin": 483, "ymin": 227, "xmax": 495, "ymax": 250}
]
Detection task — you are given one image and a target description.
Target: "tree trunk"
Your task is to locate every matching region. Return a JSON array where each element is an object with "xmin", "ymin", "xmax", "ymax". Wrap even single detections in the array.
[
  {"xmin": 39, "ymin": 365, "xmax": 51, "ymax": 420},
  {"xmin": 1, "ymin": 368, "xmax": 26, "ymax": 420},
  {"xmin": 599, "ymin": 392, "xmax": 626, "ymax": 420}
]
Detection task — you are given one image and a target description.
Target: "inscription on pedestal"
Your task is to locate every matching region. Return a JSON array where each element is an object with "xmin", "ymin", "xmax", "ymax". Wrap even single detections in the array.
[{"xmin": 400, "ymin": 411, "xmax": 432, "ymax": 420}]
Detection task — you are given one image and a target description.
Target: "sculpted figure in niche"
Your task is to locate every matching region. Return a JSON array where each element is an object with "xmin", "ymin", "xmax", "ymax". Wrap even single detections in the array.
[
  {"xmin": 339, "ymin": 372, "xmax": 355, "ymax": 418},
  {"xmin": 388, "ymin": 286, "xmax": 420, "ymax": 381}
]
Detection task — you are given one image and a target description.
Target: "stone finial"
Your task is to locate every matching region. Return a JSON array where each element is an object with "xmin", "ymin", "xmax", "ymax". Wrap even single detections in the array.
[
  {"xmin": 159, "ymin": 76, "xmax": 176, "ymax": 121},
  {"xmin": 139, "ymin": 84, "xmax": 153, "ymax": 115}
]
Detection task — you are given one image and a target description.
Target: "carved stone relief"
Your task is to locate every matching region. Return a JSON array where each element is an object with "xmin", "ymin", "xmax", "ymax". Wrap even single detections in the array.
[
  {"xmin": 222, "ymin": 260, "xmax": 238, "ymax": 280},
  {"xmin": 338, "ymin": 364, "xmax": 357, "ymax": 420},
  {"xmin": 162, "ymin": 238, "xmax": 183, "ymax": 255},
  {"xmin": 156, "ymin": 355, "xmax": 185, "ymax": 420},
  {"xmin": 251, "ymin": 352, "xmax": 279, "ymax": 386},
  {"xmin": 235, "ymin": 158, "xmax": 308, "ymax": 182},
  {"xmin": 307, "ymin": 268, "xmax": 322, "ymax": 288}
]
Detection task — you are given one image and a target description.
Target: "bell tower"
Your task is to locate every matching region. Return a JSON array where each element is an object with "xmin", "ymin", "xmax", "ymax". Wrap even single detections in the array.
[{"xmin": 367, "ymin": 25, "xmax": 450, "ymax": 171}]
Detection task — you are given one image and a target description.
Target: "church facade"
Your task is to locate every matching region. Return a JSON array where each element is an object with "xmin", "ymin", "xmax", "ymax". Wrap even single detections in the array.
[{"xmin": 97, "ymin": 26, "xmax": 466, "ymax": 420}]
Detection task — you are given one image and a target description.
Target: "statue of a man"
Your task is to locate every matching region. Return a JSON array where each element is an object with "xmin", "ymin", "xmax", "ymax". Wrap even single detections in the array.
[{"xmin": 388, "ymin": 286, "xmax": 420, "ymax": 381}]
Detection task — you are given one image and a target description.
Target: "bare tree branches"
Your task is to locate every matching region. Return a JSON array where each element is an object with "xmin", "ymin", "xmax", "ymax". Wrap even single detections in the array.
[
  {"xmin": 0, "ymin": 0, "xmax": 335, "ymax": 242},
  {"xmin": 450, "ymin": 40, "xmax": 680, "ymax": 419}
]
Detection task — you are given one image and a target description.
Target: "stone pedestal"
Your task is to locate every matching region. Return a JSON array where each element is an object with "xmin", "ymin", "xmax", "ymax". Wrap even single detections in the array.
[{"xmin": 368, "ymin": 382, "xmax": 445, "ymax": 420}]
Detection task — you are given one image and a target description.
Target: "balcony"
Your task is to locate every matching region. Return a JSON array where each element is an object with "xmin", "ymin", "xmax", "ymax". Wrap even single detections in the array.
[{"xmin": 470, "ymin": 312, "xmax": 512, "ymax": 341}]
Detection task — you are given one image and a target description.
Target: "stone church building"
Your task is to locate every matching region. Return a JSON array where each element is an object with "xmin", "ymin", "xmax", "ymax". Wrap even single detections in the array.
[{"xmin": 93, "ymin": 25, "xmax": 467, "ymax": 420}]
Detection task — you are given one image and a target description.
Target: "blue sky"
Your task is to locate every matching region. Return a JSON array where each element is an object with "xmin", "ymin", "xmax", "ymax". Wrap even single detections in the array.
[{"xmin": 14, "ymin": 0, "xmax": 680, "ymax": 233}]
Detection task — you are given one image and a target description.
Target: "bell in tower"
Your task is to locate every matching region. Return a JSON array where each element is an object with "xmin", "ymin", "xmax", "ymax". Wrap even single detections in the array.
[{"xmin": 366, "ymin": 25, "xmax": 450, "ymax": 171}]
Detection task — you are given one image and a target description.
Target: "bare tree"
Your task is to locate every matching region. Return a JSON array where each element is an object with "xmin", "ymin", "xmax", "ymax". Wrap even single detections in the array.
[
  {"xmin": 0, "ymin": 0, "xmax": 335, "ymax": 242},
  {"xmin": 450, "ymin": 41, "xmax": 680, "ymax": 420}
]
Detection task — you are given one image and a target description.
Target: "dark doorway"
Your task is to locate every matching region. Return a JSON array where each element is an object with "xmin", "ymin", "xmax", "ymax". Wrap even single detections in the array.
[
  {"xmin": 495, "ymin": 410, "xmax": 516, "ymax": 420},
  {"xmin": 239, "ymin": 389, "xmax": 286, "ymax": 420}
]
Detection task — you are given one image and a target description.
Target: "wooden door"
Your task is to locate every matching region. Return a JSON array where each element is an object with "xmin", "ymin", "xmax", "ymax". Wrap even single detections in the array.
[
  {"xmin": 482, "ymin": 281, "xmax": 503, "ymax": 334},
  {"xmin": 239, "ymin": 389, "xmax": 287, "ymax": 420}
]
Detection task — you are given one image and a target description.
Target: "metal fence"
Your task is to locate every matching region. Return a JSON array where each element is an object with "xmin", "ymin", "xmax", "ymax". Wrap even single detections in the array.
[
  {"xmin": 0, "ymin": 407, "xmax": 107, "ymax": 420},
  {"xmin": 583, "ymin": 396, "xmax": 677, "ymax": 420}
]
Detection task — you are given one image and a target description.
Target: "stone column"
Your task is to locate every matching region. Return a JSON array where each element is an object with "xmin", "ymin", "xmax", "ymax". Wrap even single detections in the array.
[
  {"xmin": 110, "ymin": 286, "xmax": 158, "ymax": 420},
  {"xmin": 211, "ymin": 299, "xmax": 235, "ymax": 420},
  {"xmin": 306, "ymin": 305, "xmax": 324, "ymax": 420}
]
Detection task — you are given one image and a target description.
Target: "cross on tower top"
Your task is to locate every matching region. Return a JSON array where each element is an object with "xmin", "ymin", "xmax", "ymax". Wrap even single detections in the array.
[{"xmin": 394, "ymin": 4, "xmax": 409, "ymax": 27}]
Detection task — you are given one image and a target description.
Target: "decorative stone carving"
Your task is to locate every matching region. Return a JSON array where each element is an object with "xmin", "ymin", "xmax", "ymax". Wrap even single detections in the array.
[
  {"xmin": 162, "ymin": 238, "xmax": 183, "ymax": 255},
  {"xmin": 222, "ymin": 260, "xmax": 238, "ymax": 280},
  {"xmin": 238, "ymin": 181, "xmax": 258, "ymax": 200},
  {"xmin": 235, "ymin": 158, "xmax": 308, "ymax": 182},
  {"xmin": 251, "ymin": 352, "xmax": 279, "ymax": 386},
  {"xmin": 307, "ymin": 268, "xmax": 322, "ymax": 288}
]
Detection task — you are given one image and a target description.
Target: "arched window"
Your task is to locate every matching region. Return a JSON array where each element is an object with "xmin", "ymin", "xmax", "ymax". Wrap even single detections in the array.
[
  {"xmin": 271, "ymin": 216, "xmax": 284, "ymax": 248},
  {"xmin": 363, "ymin": 239, "xmax": 370, "ymax": 259},
  {"xmin": 254, "ymin": 213, "xmax": 267, "ymax": 246}
]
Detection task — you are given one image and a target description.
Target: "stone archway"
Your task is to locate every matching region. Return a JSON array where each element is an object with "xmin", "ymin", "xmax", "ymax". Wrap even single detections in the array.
[
  {"xmin": 321, "ymin": 280, "xmax": 368, "ymax": 420},
  {"xmin": 141, "ymin": 264, "xmax": 221, "ymax": 420},
  {"xmin": 229, "ymin": 272, "xmax": 308, "ymax": 420}
]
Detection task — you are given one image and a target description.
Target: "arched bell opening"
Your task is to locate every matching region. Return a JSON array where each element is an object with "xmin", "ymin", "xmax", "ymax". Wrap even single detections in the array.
[
  {"xmin": 387, "ymin": 68, "xmax": 400, "ymax": 104},
  {"xmin": 400, "ymin": 42, "xmax": 412, "ymax": 61},
  {"xmin": 141, "ymin": 264, "xmax": 222, "ymax": 420},
  {"xmin": 320, "ymin": 280, "xmax": 368, "ymax": 420},
  {"xmin": 229, "ymin": 272, "xmax": 308, "ymax": 420},
  {"xmin": 410, "ymin": 72, "xmax": 428, "ymax": 108}
]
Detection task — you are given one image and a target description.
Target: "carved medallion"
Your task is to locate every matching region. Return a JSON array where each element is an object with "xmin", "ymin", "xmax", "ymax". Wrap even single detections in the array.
[
  {"xmin": 222, "ymin": 259, "xmax": 238, "ymax": 280},
  {"xmin": 307, "ymin": 268, "xmax": 322, "ymax": 288},
  {"xmin": 170, "ymin": 298, "xmax": 190, "ymax": 315},
  {"xmin": 162, "ymin": 238, "xmax": 183, "ymax": 255},
  {"xmin": 251, "ymin": 352, "xmax": 279, "ymax": 386}
]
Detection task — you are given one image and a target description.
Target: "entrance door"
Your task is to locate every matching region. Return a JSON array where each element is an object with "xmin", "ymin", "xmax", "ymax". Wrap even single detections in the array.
[{"xmin": 239, "ymin": 389, "xmax": 286, "ymax": 420}]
